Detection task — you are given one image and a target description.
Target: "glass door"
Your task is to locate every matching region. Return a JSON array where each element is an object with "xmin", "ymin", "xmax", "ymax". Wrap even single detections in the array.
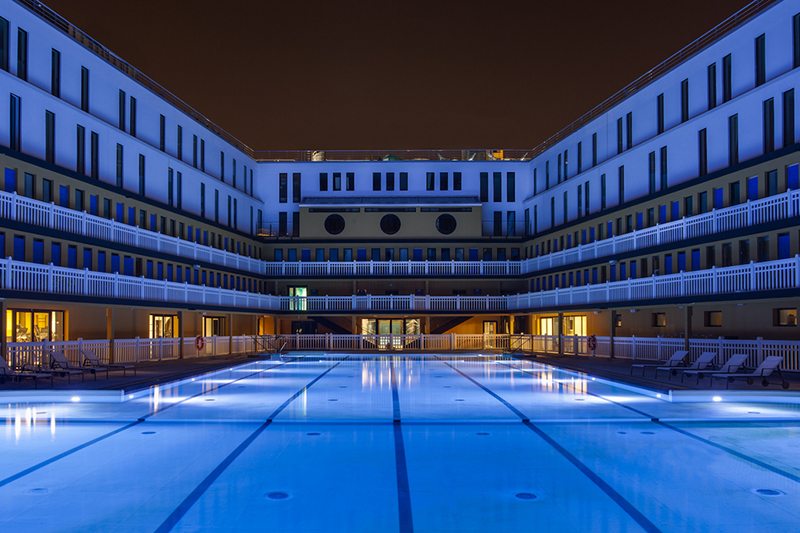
[
  {"xmin": 483, "ymin": 320, "xmax": 497, "ymax": 348},
  {"xmin": 288, "ymin": 286, "xmax": 308, "ymax": 311},
  {"xmin": 377, "ymin": 319, "xmax": 404, "ymax": 350},
  {"xmin": 202, "ymin": 316, "xmax": 225, "ymax": 337}
]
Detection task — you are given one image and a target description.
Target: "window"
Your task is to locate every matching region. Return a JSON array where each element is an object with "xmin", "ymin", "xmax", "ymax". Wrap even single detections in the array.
[
  {"xmin": 177, "ymin": 125, "xmax": 183, "ymax": 160},
  {"xmin": 279, "ymin": 173, "xmax": 287, "ymax": 203},
  {"xmin": 625, "ymin": 112, "xmax": 633, "ymax": 149},
  {"xmin": 659, "ymin": 146, "xmax": 668, "ymax": 189},
  {"xmin": 426, "ymin": 172, "xmax": 435, "ymax": 191},
  {"xmin": 319, "ymin": 172, "xmax": 328, "ymax": 191},
  {"xmin": 80, "ymin": 66, "xmax": 89, "ymax": 112},
  {"xmin": 722, "ymin": 54, "xmax": 732, "ymax": 102},
  {"xmin": 795, "ymin": 12, "xmax": 800, "ymax": 69},
  {"xmin": 616, "ymin": 117, "xmax": 623, "ymax": 154},
  {"xmin": 763, "ymin": 97, "xmax": 775, "ymax": 153},
  {"xmin": 76, "ymin": 125, "xmax": 86, "ymax": 174},
  {"xmin": 118, "ymin": 90, "xmax": 126, "ymax": 130},
  {"xmin": 138, "ymin": 154, "xmax": 145, "ymax": 195},
  {"xmin": 374, "ymin": 172, "xmax": 382, "ymax": 191},
  {"xmin": 115, "ymin": 143, "xmax": 124, "ymax": 187},
  {"xmin": 159, "ymin": 115, "xmax": 166, "ymax": 151},
  {"xmin": 757, "ymin": 235, "xmax": 769, "ymax": 261},
  {"xmin": 680, "ymin": 78, "xmax": 689, "ymax": 122},
  {"xmin": 705, "ymin": 311, "xmax": 723, "ymax": 327},
  {"xmin": 479, "ymin": 172, "xmax": 488, "ymax": 201},
  {"xmin": 45, "ymin": 111, "xmax": 55, "ymax": 163},
  {"xmin": 577, "ymin": 142, "xmax": 583, "ymax": 173},
  {"xmin": 439, "ymin": 172, "xmax": 447, "ymax": 190},
  {"xmin": 50, "ymin": 49, "xmax": 60, "ymax": 97},
  {"xmin": 346, "ymin": 172, "xmax": 355, "ymax": 191},
  {"xmin": 493, "ymin": 211, "xmax": 502, "ymax": 236},
  {"xmin": 506, "ymin": 172, "xmax": 515, "ymax": 202},
  {"xmin": 16, "ymin": 28, "xmax": 27, "ymax": 81},
  {"xmin": 648, "ymin": 151, "xmax": 656, "ymax": 193},
  {"xmin": 493, "ymin": 172, "xmax": 502, "ymax": 202},
  {"xmin": 783, "ymin": 89, "xmax": 795, "ymax": 148},
  {"xmin": 332, "ymin": 172, "xmax": 341, "ymax": 191},
  {"xmin": 168, "ymin": 168, "xmax": 174, "ymax": 206},
  {"xmin": 617, "ymin": 166, "xmax": 624, "ymax": 205},
  {"xmin": 90, "ymin": 131, "xmax": 98, "ymax": 179},
  {"xmin": 707, "ymin": 63, "xmax": 717, "ymax": 109},
  {"xmin": 698, "ymin": 128, "xmax": 708, "ymax": 176},
  {"xmin": 652, "ymin": 313, "xmax": 667, "ymax": 327},
  {"xmin": 23, "ymin": 172, "xmax": 34, "ymax": 198},
  {"xmin": 728, "ymin": 114, "xmax": 739, "ymax": 166},
  {"xmin": 656, "ymin": 93, "xmax": 664, "ymax": 134},
  {"xmin": 42, "ymin": 179, "xmax": 52, "ymax": 203},
  {"xmin": 9, "ymin": 93, "xmax": 20, "ymax": 151},
  {"xmin": 592, "ymin": 132, "xmax": 598, "ymax": 166},
  {"xmin": 774, "ymin": 308, "xmax": 798, "ymax": 327},
  {"xmin": 600, "ymin": 173, "xmax": 607, "ymax": 209},
  {"xmin": 400, "ymin": 172, "xmax": 408, "ymax": 191},
  {"xmin": 755, "ymin": 33, "xmax": 766, "ymax": 87},
  {"xmin": 387, "ymin": 172, "xmax": 395, "ymax": 191},
  {"xmin": 0, "ymin": 17, "xmax": 8, "ymax": 71}
]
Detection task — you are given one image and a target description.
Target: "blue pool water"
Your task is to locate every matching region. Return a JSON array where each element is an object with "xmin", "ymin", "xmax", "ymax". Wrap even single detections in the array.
[{"xmin": 1, "ymin": 354, "xmax": 799, "ymax": 532}]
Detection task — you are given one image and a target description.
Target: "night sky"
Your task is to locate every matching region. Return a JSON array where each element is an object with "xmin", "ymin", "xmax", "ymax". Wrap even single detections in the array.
[{"xmin": 45, "ymin": 0, "xmax": 749, "ymax": 151}]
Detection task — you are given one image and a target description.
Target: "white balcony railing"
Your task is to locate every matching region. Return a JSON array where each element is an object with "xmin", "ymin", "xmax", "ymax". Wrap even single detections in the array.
[
  {"xmin": 264, "ymin": 187, "xmax": 800, "ymax": 278},
  {"xmin": 0, "ymin": 190, "xmax": 265, "ymax": 275},
  {"xmin": 2, "ymin": 255, "xmax": 800, "ymax": 313}
]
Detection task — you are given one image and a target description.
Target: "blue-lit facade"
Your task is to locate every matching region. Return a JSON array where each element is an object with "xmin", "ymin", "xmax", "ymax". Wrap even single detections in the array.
[{"xmin": 1, "ymin": 0, "xmax": 799, "ymax": 345}]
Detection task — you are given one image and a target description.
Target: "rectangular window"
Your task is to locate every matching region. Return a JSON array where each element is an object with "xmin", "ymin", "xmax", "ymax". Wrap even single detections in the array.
[
  {"xmin": 707, "ymin": 63, "xmax": 717, "ymax": 109},
  {"xmin": 705, "ymin": 311, "xmax": 723, "ymax": 327},
  {"xmin": 480, "ymin": 172, "xmax": 488, "ymax": 202},
  {"xmin": 192, "ymin": 135, "xmax": 198, "ymax": 168},
  {"xmin": 600, "ymin": 173, "xmax": 606, "ymax": 209},
  {"xmin": 279, "ymin": 173, "xmax": 287, "ymax": 203},
  {"xmin": 698, "ymin": 128, "xmax": 708, "ymax": 177},
  {"xmin": 439, "ymin": 172, "xmax": 448, "ymax": 190},
  {"xmin": 507, "ymin": 211, "xmax": 516, "ymax": 236},
  {"xmin": 346, "ymin": 172, "xmax": 355, "ymax": 191},
  {"xmin": 115, "ymin": 143, "xmax": 123, "ymax": 187},
  {"xmin": 292, "ymin": 173, "xmax": 301, "ymax": 202},
  {"xmin": 118, "ymin": 90, "xmax": 126, "ymax": 130},
  {"xmin": 763, "ymin": 97, "xmax": 775, "ymax": 153},
  {"xmin": 9, "ymin": 93, "xmax": 20, "ymax": 151},
  {"xmin": 45, "ymin": 111, "xmax": 55, "ymax": 163},
  {"xmin": 200, "ymin": 139, "xmax": 204, "ymax": 171},
  {"xmin": 373, "ymin": 172, "xmax": 381, "ymax": 191},
  {"xmin": 332, "ymin": 172, "xmax": 341, "ymax": 191},
  {"xmin": 616, "ymin": 117, "xmax": 623, "ymax": 154},
  {"xmin": 493, "ymin": 172, "xmax": 502, "ymax": 202},
  {"xmin": 755, "ymin": 33, "xmax": 766, "ymax": 87},
  {"xmin": 795, "ymin": 13, "xmax": 800, "ymax": 68},
  {"xmin": 80, "ymin": 66, "xmax": 89, "ymax": 112},
  {"xmin": 680, "ymin": 78, "xmax": 689, "ymax": 122},
  {"xmin": 177, "ymin": 125, "xmax": 183, "ymax": 160},
  {"xmin": 138, "ymin": 154, "xmax": 145, "ymax": 195},
  {"xmin": 76, "ymin": 125, "xmax": 86, "ymax": 175},
  {"xmin": 584, "ymin": 181, "xmax": 590, "ymax": 215},
  {"xmin": 159, "ymin": 115, "xmax": 166, "ymax": 151},
  {"xmin": 16, "ymin": 28, "xmax": 27, "ymax": 81},
  {"xmin": 577, "ymin": 184, "xmax": 583, "ymax": 217},
  {"xmin": 728, "ymin": 114, "xmax": 739, "ymax": 166},
  {"xmin": 577, "ymin": 141, "xmax": 582, "ymax": 173},
  {"xmin": 50, "ymin": 49, "xmax": 61, "ymax": 97},
  {"xmin": 648, "ymin": 151, "xmax": 656, "ymax": 193},
  {"xmin": 722, "ymin": 54, "xmax": 732, "ymax": 102},
  {"xmin": 292, "ymin": 212, "xmax": 299, "ymax": 237},
  {"xmin": 592, "ymin": 132, "xmax": 597, "ymax": 166},
  {"xmin": 652, "ymin": 313, "xmax": 667, "ymax": 327},
  {"xmin": 400, "ymin": 172, "xmax": 409, "ymax": 191},
  {"xmin": 783, "ymin": 89, "xmax": 795, "ymax": 148},
  {"xmin": 625, "ymin": 111, "xmax": 633, "ymax": 149},
  {"xmin": 774, "ymin": 308, "xmax": 798, "ymax": 327},
  {"xmin": 0, "ymin": 17, "xmax": 7, "ymax": 71},
  {"xmin": 168, "ymin": 168, "xmax": 174, "ymax": 206},
  {"xmin": 319, "ymin": 172, "xmax": 328, "ymax": 191},
  {"xmin": 493, "ymin": 211, "xmax": 502, "ymax": 236},
  {"xmin": 387, "ymin": 172, "xmax": 395, "ymax": 191},
  {"xmin": 214, "ymin": 189, "xmax": 219, "ymax": 222},
  {"xmin": 90, "ymin": 131, "xmax": 98, "ymax": 179},
  {"xmin": 617, "ymin": 166, "xmax": 625, "ymax": 205},
  {"xmin": 426, "ymin": 172, "xmax": 434, "ymax": 191},
  {"xmin": 506, "ymin": 172, "xmax": 515, "ymax": 202}
]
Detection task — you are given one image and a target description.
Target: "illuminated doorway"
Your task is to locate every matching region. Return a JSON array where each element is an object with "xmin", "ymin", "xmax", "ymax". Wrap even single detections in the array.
[
  {"xmin": 149, "ymin": 314, "xmax": 179, "ymax": 338},
  {"xmin": 202, "ymin": 316, "xmax": 226, "ymax": 337},
  {"xmin": 288, "ymin": 286, "xmax": 308, "ymax": 311}
]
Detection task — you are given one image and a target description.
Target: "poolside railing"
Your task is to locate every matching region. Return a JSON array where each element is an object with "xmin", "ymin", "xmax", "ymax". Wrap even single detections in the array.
[{"xmin": 5, "ymin": 333, "xmax": 800, "ymax": 372}]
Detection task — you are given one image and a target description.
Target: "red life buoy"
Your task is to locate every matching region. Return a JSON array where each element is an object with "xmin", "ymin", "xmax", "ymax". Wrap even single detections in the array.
[
  {"xmin": 195, "ymin": 336, "xmax": 205, "ymax": 351},
  {"xmin": 587, "ymin": 335, "xmax": 597, "ymax": 351}
]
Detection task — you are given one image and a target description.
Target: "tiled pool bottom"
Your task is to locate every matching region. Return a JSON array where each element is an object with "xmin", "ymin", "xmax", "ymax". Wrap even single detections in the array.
[{"xmin": 1, "ymin": 356, "xmax": 800, "ymax": 532}]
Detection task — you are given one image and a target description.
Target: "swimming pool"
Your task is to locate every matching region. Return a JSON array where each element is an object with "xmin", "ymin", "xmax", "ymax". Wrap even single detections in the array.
[{"xmin": 1, "ymin": 354, "xmax": 799, "ymax": 532}]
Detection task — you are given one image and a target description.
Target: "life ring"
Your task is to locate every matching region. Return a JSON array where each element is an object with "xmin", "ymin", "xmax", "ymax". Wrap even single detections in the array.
[
  {"xmin": 587, "ymin": 335, "xmax": 597, "ymax": 351},
  {"xmin": 195, "ymin": 336, "xmax": 205, "ymax": 351}
]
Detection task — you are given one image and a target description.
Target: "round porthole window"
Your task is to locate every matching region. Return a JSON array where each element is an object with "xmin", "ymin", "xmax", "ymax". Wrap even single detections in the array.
[
  {"xmin": 324, "ymin": 214, "xmax": 345, "ymax": 235},
  {"xmin": 436, "ymin": 214, "xmax": 457, "ymax": 235},
  {"xmin": 380, "ymin": 214, "xmax": 401, "ymax": 235}
]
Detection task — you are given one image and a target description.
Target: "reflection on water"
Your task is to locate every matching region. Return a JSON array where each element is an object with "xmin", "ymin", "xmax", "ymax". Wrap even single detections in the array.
[{"xmin": 4, "ymin": 407, "xmax": 58, "ymax": 442}]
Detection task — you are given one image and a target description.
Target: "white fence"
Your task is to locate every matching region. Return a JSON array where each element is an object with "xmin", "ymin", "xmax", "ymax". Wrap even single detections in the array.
[
  {"xmin": 6, "ymin": 335, "xmax": 261, "ymax": 369},
  {"xmin": 2, "ymin": 255, "xmax": 800, "ymax": 313},
  {"xmin": 0, "ymin": 190, "xmax": 264, "ymax": 275}
]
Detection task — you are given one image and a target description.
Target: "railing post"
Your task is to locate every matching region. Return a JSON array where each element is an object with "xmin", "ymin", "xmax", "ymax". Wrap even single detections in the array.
[
  {"xmin": 81, "ymin": 210, "xmax": 87, "ymax": 236},
  {"xmin": 83, "ymin": 267, "xmax": 89, "ymax": 294},
  {"xmin": 749, "ymin": 261, "xmax": 756, "ymax": 291},
  {"xmin": 632, "ymin": 335, "xmax": 637, "ymax": 360},
  {"xmin": 47, "ymin": 263, "xmax": 54, "ymax": 292},
  {"xmin": 4, "ymin": 256, "xmax": 11, "ymax": 289},
  {"xmin": 9, "ymin": 191, "xmax": 17, "ymax": 220},
  {"xmin": 746, "ymin": 199, "xmax": 752, "ymax": 226},
  {"xmin": 795, "ymin": 255, "xmax": 800, "ymax": 288}
]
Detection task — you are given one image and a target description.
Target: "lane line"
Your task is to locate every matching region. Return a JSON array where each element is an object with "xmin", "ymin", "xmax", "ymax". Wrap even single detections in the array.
[
  {"xmin": 390, "ymin": 359, "xmax": 415, "ymax": 533},
  {"xmin": 154, "ymin": 359, "xmax": 346, "ymax": 533},
  {"xmin": 501, "ymin": 359, "xmax": 800, "ymax": 485},
  {"xmin": 0, "ymin": 361, "xmax": 290, "ymax": 490},
  {"xmin": 439, "ymin": 359, "xmax": 660, "ymax": 533}
]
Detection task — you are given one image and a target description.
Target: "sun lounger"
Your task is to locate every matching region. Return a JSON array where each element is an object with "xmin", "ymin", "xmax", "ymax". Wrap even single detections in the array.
[
  {"xmin": 81, "ymin": 348, "xmax": 136, "ymax": 376},
  {"xmin": 0, "ymin": 356, "xmax": 54, "ymax": 388},
  {"xmin": 682, "ymin": 353, "xmax": 749, "ymax": 384},
  {"xmin": 656, "ymin": 351, "xmax": 717, "ymax": 379},
  {"xmin": 711, "ymin": 355, "xmax": 789, "ymax": 389},
  {"xmin": 48, "ymin": 350, "xmax": 96, "ymax": 381},
  {"xmin": 630, "ymin": 350, "xmax": 688, "ymax": 376}
]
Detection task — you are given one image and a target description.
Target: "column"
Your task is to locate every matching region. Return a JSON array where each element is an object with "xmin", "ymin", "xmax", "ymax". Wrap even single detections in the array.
[
  {"xmin": 683, "ymin": 305, "xmax": 693, "ymax": 351},
  {"xmin": 0, "ymin": 299, "xmax": 7, "ymax": 365},
  {"xmin": 177, "ymin": 310, "xmax": 184, "ymax": 359},
  {"xmin": 609, "ymin": 309, "xmax": 616, "ymax": 359},
  {"xmin": 105, "ymin": 307, "xmax": 115, "ymax": 363},
  {"xmin": 557, "ymin": 312, "xmax": 564, "ymax": 357}
]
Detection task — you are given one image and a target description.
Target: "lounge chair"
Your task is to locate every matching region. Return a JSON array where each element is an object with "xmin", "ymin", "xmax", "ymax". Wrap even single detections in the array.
[
  {"xmin": 48, "ymin": 350, "xmax": 96, "ymax": 381},
  {"xmin": 630, "ymin": 350, "xmax": 688, "ymax": 376},
  {"xmin": 655, "ymin": 351, "xmax": 717, "ymax": 379},
  {"xmin": 682, "ymin": 353, "xmax": 750, "ymax": 384},
  {"xmin": 81, "ymin": 348, "xmax": 136, "ymax": 376},
  {"xmin": 0, "ymin": 357, "xmax": 54, "ymax": 388},
  {"xmin": 711, "ymin": 355, "xmax": 789, "ymax": 389}
]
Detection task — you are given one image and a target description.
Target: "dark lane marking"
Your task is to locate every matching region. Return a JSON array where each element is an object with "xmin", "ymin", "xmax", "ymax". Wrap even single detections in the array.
[
  {"xmin": 440, "ymin": 359, "xmax": 660, "ymax": 533},
  {"xmin": 390, "ymin": 360, "xmax": 415, "ymax": 533},
  {"xmin": 154, "ymin": 359, "xmax": 346, "ymax": 533},
  {"xmin": 501, "ymin": 359, "xmax": 800, "ymax": 485},
  {"xmin": 0, "ymin": 361, "xmax": 291, "ymax": 490}
]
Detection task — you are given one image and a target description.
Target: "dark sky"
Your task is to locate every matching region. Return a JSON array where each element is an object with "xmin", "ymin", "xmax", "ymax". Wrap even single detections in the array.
[{"xmin": 44, "ymin": 0, "xmax": 750, "ymax": 150}]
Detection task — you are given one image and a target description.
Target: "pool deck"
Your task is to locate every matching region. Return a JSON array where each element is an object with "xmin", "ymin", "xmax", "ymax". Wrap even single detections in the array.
[{"xmin": 0, "ymin": 352, "xmax": 797, "ymax": 395}]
